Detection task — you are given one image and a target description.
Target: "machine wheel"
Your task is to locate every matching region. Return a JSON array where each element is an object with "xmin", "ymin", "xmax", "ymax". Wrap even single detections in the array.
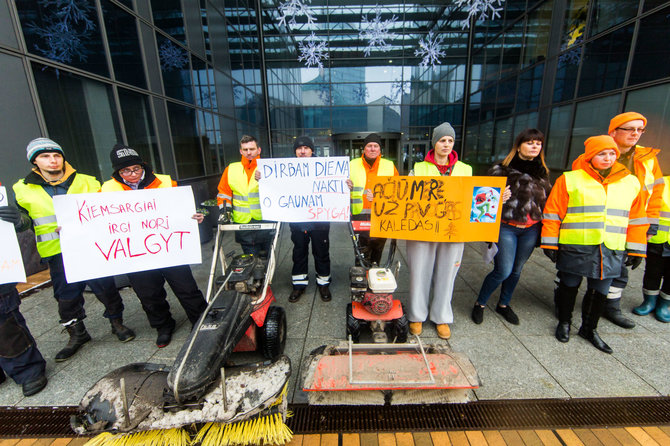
[
  {"xmin": 260, "ymin": 306, "xmax": 286, "ymax": 359},
  {"xmin": 390, "ymin": 314, "xmax": 409, "ymax": 343},
  {"xmin": 346, "ymin": 303, "xmax": 361, "ymax": 343}
]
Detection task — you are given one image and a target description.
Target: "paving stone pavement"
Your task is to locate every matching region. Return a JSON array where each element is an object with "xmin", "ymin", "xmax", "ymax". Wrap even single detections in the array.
[{"xmin": 1, "ymin": 222, "xmax": 668, "ymax": 407}]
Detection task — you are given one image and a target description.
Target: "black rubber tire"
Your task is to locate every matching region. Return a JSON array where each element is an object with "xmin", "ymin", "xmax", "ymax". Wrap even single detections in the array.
[
  {"xmin": 391, "ymin": 314, "xmax": 409, "ymax": 343},
  {"xmin": 260, "ymin": 306, "xmax": 287, "ymax": 359},
  {"xmin": 346, "ymin": 303, "xmax": 361, "ymax": 343}
]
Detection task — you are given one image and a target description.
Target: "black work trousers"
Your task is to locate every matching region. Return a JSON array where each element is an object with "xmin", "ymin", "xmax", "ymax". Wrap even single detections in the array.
[
  {"xmin": 643, "ymin": 244, "xmax": 670, "ymax": 293},
  {"xmin": 290, "ymin": 223, "xmax": 330, "ymax": 288},
  {"xmin": 127, "ymin": 265, "xmax": 207, "ymax": 330},
  {"xmin": 0, "ymin": 284, "xmax": 46, "ymax": 384},
  {"xmin": 47, "ymin": 254, "xmax": 124, "ymax": 323}
]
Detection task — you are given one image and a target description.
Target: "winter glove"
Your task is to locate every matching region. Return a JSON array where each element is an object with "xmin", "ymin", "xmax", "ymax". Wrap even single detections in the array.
[
  {"xmin": 625, "ymin": 253, "xmax": 643, "ymax": 270},
  {"xmin": 543, "ymin": 248, "xmax": 557, "ymax": 263},
  {"xmin": 0, "ymin": 206, "xmax": 22, "ymax": 229},
  {"xmin": 218, "ymin": 205, "xmax": 233, "ymax": 224}
]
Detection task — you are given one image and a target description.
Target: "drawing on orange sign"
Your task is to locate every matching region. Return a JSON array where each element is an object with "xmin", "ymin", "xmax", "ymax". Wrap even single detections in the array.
[{"xmin": 369, "ymin": 176, "xmax": 507, "ymax": 242}]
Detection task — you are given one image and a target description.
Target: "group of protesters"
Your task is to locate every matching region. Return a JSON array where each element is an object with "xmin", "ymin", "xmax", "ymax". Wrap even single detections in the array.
[{"xmin": 0, "ymin": 110, "xmax": 665, "ymax": 398}]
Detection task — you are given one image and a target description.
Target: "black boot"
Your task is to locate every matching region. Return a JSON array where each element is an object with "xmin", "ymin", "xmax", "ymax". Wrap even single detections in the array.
[
  {"xmin": 55, "ymin": 320, "xmax": 91, "ymax": 362},
  {"xmin": 555, "ymin": 284, "xmax": 578, "ymax": 342},
  {"xmin": 22, "ymin": 375, "xmax": 47, "ymax": 397},
  {"xmin": 110, "ymin": 318, "xmax": 135, "ymax": 342},
  {"xmin": 578, "ymin": 291, "xmax": 613, "ymax": 354},
  {"xmin": 603, "ymin": 296, "xmax": 636, "ymax": 329}
]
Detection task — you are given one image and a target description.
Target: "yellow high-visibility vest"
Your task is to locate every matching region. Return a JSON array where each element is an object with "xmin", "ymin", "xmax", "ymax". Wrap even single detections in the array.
[
  {"xmin": 13, "ymin": 174, "xmax": 100, "ymax": 258},
  {"xmin": 559, "ymin": 169, "xmax": 640, "ymax": 251},
  {"xmin": 649, "ymin": 176, "xmax": 670, "ymax": 244},
  {"xmin": 412, "ymin": 160, "xmax": 473, "ymax": 177},
  {"xmin": 349, "ymin": 157, "xmax": 394, "ymax": 215},
  {"xmin": 227, "ymin": 162, "xmax": 261, "ymax": 223}
]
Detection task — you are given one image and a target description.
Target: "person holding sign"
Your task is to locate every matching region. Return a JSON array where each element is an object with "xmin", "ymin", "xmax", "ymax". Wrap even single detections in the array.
[
  {"xmin": 13, "ymin": 138, "xmax": 136, "ymax": 362},
  {"xmin": 0, "ymin": 184, "xmax": 48, "ymax": 397},
  {"xmin": 349, "ymin": 133, "xmax": 399, "ymax": 266},
  {"xmin": 472, "ymin": 129, "xmax": 551, "ymax": 325},
  {"xmin": 406, "ymin": 122, "xmax": 472, "ymax": 340},
  {"xmin": 286, "ymin": 136, "xmax": 332, "ymax": 303},
  {"xmin": 542, "ymin": 135, "xmax": 648, "ymax": 354},
  {"xmin": 217, "ymin": 135, "xmax": 272, "ymax": 257},
  {"xmin": 100, "ymin": 144, "xmax": 207, "ymax": 348}
]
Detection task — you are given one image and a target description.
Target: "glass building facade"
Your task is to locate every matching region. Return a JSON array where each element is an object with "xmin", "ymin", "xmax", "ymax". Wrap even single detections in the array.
[{"xmin": 1, "ymin": 0, "xmax": 669, "ymax": 197}]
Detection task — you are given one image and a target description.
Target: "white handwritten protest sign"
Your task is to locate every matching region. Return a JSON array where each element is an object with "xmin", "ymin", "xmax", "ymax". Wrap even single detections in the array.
[
  {"xmin": 53, "ymin": 186, "xmax": 201, "ymax": 283},
  {"xmin": 0, "ymin": 186, "xmax": 27, "ymax": 284},
  {"xmin": 257, "ymin": 157, "xmax": 350, "ymax": 222}
]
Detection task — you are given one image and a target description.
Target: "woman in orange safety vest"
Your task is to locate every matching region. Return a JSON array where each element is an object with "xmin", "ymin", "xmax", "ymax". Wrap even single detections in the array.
[{"xmin": 541, "ymin": 135, "xmax": 648, "ymax": 354}]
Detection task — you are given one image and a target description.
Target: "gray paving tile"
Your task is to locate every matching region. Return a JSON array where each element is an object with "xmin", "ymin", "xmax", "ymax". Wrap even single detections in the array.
[
  {"xmin": 450, "ymin": 331, "xmax": 568, "ymax": 400},
  {"xmin": 521, "ymin": 333, "xmax": 658, "ymax": 398}
]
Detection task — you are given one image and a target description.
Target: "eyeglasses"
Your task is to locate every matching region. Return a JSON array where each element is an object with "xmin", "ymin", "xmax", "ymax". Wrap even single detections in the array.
[
  {"xmin": 616, "ymin": 127, "xmax": 646, "ymax": 134},
  {"xmin": 119, "ymin": 167, "xmax": 143, "ymax": 176}
]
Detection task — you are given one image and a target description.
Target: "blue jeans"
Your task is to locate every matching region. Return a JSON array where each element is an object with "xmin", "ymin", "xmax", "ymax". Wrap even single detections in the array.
[{"xmin": 476, "ymin": 223, "xmax": 540, "ymax": 307}]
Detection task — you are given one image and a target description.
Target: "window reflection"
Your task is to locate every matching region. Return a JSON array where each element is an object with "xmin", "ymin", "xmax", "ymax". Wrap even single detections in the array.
[
  {"xmin": 151, "ymin": 0, "xmax": 186, "ymax": 43},
  {"xmin": 625, "ymin": 84, "xmax": 670, "ymax": 172},
  {"xmin": 578, "ymin": 24, "xmax": 633, "ymax": 97},
  {"xmin": 32, "ymin": 63, "xmax": 121, "ymax": 179},
  {"xmin": 589, "ymin": 0, "xmax": 638, "ymax": 36},
  {"xmin": 629, "ymin": 9, "xmax": 670, "ymax": 86},
  {"xmin": 516, "ymin": 64, "xmax": 543, "ymax": 112},
  {"xmin": 523, "ymin": 0, "xmax": 552, "ymax": 67},
  {"xmin": 101, "ymin": 0, "xmax": 146, "ymax": 89},
  {"xmin": 118, "ymin": 89, "xmax": 159, "ymax": 174},
  {"xmin": 16, "ymin": 0, "xmax": 108, "ymax": 76},
  {"xmin": 157, "ymin": 34, "xmax": 194, "ymax": 103},
  {"xmin": 167, "ymin": 102, "xmax": 205, "ymax": 178},
  {"xmin": 546, "ymin": 105, "xmax": 572, "ymax": 169},
  {"xmin": 567, "ymin": 95, "xmax": 620, "ymax": 165}
]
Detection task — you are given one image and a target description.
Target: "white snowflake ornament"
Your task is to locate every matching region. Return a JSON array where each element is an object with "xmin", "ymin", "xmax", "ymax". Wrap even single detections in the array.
[
  {"xmin": 277, "ymin": 0, "xmax": 316, "ymax": 27},
  {"xmin": 298, "ymin": 33, "xmax": 328, "ymax": 68},
  {"xmin": 455, "ymin": 0, "xmax": 505, "ymax": 29},
  {"xmin": 414, "ymin": 32, "xmax": 446, "ymax": 69},
  {"xmin": 359, "ymin": 5, "xmax": 399, "ymax": 57}
]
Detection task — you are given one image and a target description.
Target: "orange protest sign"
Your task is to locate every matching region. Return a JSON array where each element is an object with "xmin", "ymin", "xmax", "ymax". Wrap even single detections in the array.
[{"xmin": 369, "ymin": 176, "xmax": 507, "ymax": 242}]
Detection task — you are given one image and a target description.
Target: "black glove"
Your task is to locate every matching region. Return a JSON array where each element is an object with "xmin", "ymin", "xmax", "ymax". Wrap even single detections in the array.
[
  {"xmin": 543, "ymin": 248, "xmax": 557, "ymax": 263},
  {"xmin": 625, "ymin": 253, "xmax": 643, "ymax": 270},
  {"xmin": 0, "ymin": 206, "xmax": 22, "ymax": 229},
  {"xmin": 218, "ymin": 206, "xmax": 233, "ymax": 224}
]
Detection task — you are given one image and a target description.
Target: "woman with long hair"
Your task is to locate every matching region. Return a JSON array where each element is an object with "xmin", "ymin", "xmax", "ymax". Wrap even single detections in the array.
[{"xmin": 472, "ymin": 129, "xmax": 552, "ymax": 325}]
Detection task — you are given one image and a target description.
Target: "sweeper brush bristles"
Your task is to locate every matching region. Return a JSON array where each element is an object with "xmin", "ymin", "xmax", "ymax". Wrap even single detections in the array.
[{"xmin": 83, "ymin": 428, "xmax": 190, "ymax": 446}]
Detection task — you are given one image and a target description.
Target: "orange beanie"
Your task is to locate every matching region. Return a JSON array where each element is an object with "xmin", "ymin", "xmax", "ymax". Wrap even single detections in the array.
[
  {"xmin": 584, "ymin": 135, "xmax": 620, "ymax": 161},
  {"xmin": 608, "ymin": 112, "xmax": 647, "ymax": 133}
]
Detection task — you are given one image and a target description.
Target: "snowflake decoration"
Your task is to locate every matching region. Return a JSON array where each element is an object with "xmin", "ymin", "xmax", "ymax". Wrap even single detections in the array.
[
  {"xmin": 29, "ymin": 0, "xmax": 96, "ymax": 64},
  {"xmin": 317, "ymin": 84, "xmax": 331, "ymax": 104},
  {"xmin": 277, "ymin": 0, "xmax": 316, "ymax": 27},
  {"xmin": 558, "ymin": 38, "xmax": 582, "ymax": 66},
  {"xmin": 391, "ymin": 80, "xmax": 410, "ymax": 102},
  {"xmin": 159, "ymin": 40, "xmax": 189, "ymax": 71},
  {"xmin": 359, "ymin": 6, "xmax": 398, "ymax": 57},
  {"xmin": 353, "ymin": 86, "xmax": 369, "ymax": 104},
  {"xmin": 455, "ymin": 0, "xmax": 504, "ymax": 29},
  {"xmin": 415, "ymin": 32, "xmax": 446, "ymax": 69},
  {"xmin": 298, "ymin": 33, "xmax": 328, "ymax": 69}
]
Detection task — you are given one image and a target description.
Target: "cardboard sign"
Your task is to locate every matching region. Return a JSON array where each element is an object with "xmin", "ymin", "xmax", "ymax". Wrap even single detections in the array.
[
  {"xmin": 257, "ymin": 157, "xmax": 350, "ymax": 222},
  {"xmin": 369, "ymin": 176, "xmax": 507, "ymax": 242},
  {"xmin": 53, "ymin": 186, "xmax": 202, "ymax": 283},
  {"xmin": 0, "ymin": 186, "xmax": 27, "ymax": 284}
]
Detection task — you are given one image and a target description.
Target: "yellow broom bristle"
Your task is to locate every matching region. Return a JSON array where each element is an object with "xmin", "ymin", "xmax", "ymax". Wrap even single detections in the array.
[{"xmin": 84, "ymin": 428, "xmax": 190, "ymax": 446}]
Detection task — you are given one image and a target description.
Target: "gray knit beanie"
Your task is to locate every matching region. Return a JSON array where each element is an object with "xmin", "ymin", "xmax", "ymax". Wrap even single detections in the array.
[
  {"xmin": 26, "ymin": 137, "xmax": 63, "ymax": 163},
  {"xmin": 431, "ymin": 122, "xmax": 456, "ymax": 148}
]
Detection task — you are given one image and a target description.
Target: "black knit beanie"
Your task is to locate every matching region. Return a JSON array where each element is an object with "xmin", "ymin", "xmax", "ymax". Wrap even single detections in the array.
[{"xmin": 110, "ymin": 143, "xmax": 143, "ymax": 172}]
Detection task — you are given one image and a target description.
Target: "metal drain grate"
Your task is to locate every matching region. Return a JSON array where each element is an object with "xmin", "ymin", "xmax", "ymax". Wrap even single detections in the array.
[
  {"xmin": 2, "ymin": 397, "xmax": 670, "ymax": 438},
  {"xmin": 0, "ymin": 406, "xmax": 79, "ymax": 437},
  {"xmin": 286, "ymin": 397, "xmax": 670, "ymax": 433}
]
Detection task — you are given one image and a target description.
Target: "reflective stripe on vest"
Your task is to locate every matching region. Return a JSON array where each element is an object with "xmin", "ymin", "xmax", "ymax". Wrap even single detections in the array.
[
  {"xmin": 228, "ymin": 163, "xmax": 261, "ymax": 223},
  {"xmin": 559, "ymin": 169, "xmax": 640, "ymax": 251},
  {"xmin": 100, "ymin": 174, "xmax": 173, "ymax": 192},
  {"xmin": 13, "ymin": 173, "xmax": 101, "ymax": 258},
  {"xmin": 412, "ymin": 160, "xmax": 473, "ymax": 177},
  {"xmin": 349, "ymin": 158, "xmax": 394, "ymax": 215},
  {"xmin": 649, "ymin": 176, "xmax": 670, "ymax": 244}
]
